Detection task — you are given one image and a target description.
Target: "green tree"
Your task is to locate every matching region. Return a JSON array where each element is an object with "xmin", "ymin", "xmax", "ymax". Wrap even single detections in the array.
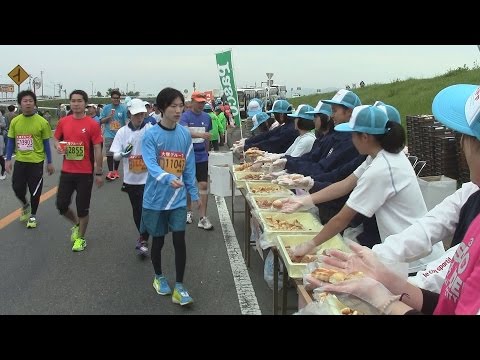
[
  {"xmin": 96, "ymin": 91, "xmax": 102, "ymax": 97},
  {"xmin": 106, "ymin": 88, "xmax": 120, "ymax": 96}
]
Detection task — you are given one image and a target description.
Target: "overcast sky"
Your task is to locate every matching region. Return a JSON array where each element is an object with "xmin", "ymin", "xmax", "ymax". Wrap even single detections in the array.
[{"xmin": 1, "ymin": 45, "xmax": 478, "ymax": 98}]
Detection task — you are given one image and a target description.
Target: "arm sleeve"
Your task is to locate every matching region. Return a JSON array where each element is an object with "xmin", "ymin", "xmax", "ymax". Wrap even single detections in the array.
[
  {"xmin": 43, "ymin": 139, "xmax": 52, "ymax": 164},
  {"xmin": 54, "ymin": 119, "xmax": 63, "ymax": 141},
  {"xmin": 347, "ymin": 166, "xmax": 390, "ymax": 218},
  {"xmin": 6, "ymin": 137, "xmax": 15, "ymax": 161},
  {"xmin": 251, "ymin": 128, "xmax": 298, "ymax": 154},
  {"xmin": 141, "ymin": 131, "xmax": 177, "ymax": 186},
  {"xmin": 420, "ymin": 288, "xmax": 440, "ymax": 315},
  {"xmin": 182, "ymin": 139, "xmax": 199, "ymax": 202},
  {"xmin": 287, "ymin": 136, "xmax": 314, "ymax": 158},
  {"xmin": 372, "ymin": 182, "xmax": 478, "ymax": 263},
  {"xmin": 109, "ymin": 128, "xmax": 123, "ymax": 154},
  {"xmin": 244, "ymin": 127, "xmax": 274, "ymax": 149}
]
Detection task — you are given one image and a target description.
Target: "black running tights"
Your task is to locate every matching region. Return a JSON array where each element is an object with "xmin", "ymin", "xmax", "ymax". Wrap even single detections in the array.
[
  {"xmin": 12, "ymin": 160, "xmax": 44, "ymax": 215},
  {"xmin": 151, "ymin": 231, "xmax": 186, "ymax": 283},
  {"xmin": 106, "ymin": 156, "xmax": 120, "ymax": 171}
]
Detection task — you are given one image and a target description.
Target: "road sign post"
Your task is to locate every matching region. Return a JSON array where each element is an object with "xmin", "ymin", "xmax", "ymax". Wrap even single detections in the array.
[{"xmin": 8, "ymin": 65, "xmax": 30, "ymax": 93}]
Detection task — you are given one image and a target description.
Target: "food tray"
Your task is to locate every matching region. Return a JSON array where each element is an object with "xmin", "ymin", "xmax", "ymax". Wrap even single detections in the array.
[
  {"xmin": 276, "ymin": 233, "xmax": 347, "ymax": 279},
  {"xmin": 249, "ymin": 194, "xmax": 297, "ymax": 213},
  {"xmin": 232, "ymin": 163, "xmax": 254, "ymax": 172},
  {"xmin": 233, "ymin": 171, "xmax": 267, "ymax": 189},
  {"xmin": 245, "ymin": 182, "xmax": 292, "ymax": 196},
  {"xmin": 256, "ymin": 212, "xmax": 322, "ymax": 245}
]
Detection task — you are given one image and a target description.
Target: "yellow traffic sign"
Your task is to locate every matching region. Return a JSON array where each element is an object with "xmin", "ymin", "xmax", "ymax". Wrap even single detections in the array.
[{"xmin": 8, "ymin": 65, "xmax": 29, "ymax": 86}]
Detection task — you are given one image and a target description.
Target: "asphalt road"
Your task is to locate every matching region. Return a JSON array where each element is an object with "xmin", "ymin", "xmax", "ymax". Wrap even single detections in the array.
[{"xmin": 0, "ymin": 147, "xmax": 299, "ymax": 315}]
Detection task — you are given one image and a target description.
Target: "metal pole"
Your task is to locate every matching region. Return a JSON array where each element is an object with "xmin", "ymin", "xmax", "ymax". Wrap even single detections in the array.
[{"xmin": 41, "ymin": 70, "xmax": 44, "ymax": 97}]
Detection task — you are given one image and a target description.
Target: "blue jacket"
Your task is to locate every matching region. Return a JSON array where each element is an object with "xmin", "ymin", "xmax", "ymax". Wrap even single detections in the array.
[
  {"xmin": 286, "ymin": 131, "xmax": 358, "ymax": 177},
  {"xmin": 244, "ymin": 120, "xmax": 298, "ymax": 154},
  {"xmin": 142, "ymin": 124, "xmax": 199, "ymax": 211}
]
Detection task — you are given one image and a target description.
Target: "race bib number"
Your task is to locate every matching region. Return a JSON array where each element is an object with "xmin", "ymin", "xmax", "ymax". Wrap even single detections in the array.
[
  {"xmin": 110, "ymin": 120, "xmax": 121, "ymax": 131},
  {"xmin": 65, "ymin": 142, "xmax": 85, "ymax": 161},
  {"xmin": 16, "ymin": 135, "xmax": 34, "ymax": 151},
  {"xmin": 129, "ymin": 155, "xmax": 147, "ymax": 173},
  {"xmin": 159, "ymin": 151, "xmax": 185, "ymax": 177}
]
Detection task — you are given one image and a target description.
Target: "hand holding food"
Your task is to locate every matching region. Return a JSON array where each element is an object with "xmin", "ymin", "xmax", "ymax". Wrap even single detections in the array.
[{"xmin": 318, "ymin": 277, "xmax": 400, "ymax": 315}]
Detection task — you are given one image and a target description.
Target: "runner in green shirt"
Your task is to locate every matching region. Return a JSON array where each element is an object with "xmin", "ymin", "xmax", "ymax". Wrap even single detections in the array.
[{"xmin": 5, "ymin": 90, "xmax": 55, "ymax": 228}]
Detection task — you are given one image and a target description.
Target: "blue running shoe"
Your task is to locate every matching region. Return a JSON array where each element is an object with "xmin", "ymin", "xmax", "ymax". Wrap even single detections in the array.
[
  {"xmin": 172, "ymin": 283, "xmax": 193, "ymax": 306},
  {"xmin": 153, "ymin": 276, "xmax": 172, "ymax": 295}
]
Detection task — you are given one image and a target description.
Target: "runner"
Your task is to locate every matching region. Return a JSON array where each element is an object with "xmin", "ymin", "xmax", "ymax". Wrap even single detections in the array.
[
  {"xmin": 179, "ymin": 91, "xmax": 213, "ymax": 230},
  {"xmin": 99, "ymin": 90, "xmax": 128, "ymax": 181},
  {"xmin": 53, "ymin": 90, "xmax": 104, "ymax": 252},
  {"xmin": 141, "ymin": 87, "xmax": 200, "ymax": 306},
  {"xmin": 5, "ymin": 90, "xmax": 55, "ymax": 228},
  {"xmin": 111, "ymin": 98, "xmax": 153, "ymax": 256}
]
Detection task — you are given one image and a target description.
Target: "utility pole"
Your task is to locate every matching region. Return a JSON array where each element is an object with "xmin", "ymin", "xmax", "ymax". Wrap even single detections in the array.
[
  {"xmin": 91, "ymin": 81, "xmax": 94, "ymax": 97},
  {"xmin": 126, "ymin": 83, "xmax": 129, "ymax": 94},
  {"xmin": 64, "ymin": 89, "xmax": 67, "ymax": 99},
  {"xmin": 40, "ymin": 70, "xmax": 44, "ymax": 97},
  {"xmin": 58, "ymin": 84, "xmax": 63, "ymax": 98}
]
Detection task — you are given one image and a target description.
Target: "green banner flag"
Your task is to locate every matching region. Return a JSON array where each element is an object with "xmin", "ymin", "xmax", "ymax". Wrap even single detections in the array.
[{"xmin": 215, "ymin": 50, "xmax": 241, "ymax": 126}]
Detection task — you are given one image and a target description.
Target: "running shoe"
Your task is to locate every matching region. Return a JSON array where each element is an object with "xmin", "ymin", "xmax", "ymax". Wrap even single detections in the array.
[
  {"xmin": 26, "ymin": 216, "xmax": 37, "ymax": 229},
  {"xmin": 172, "ymin": 283, "xmax": 193, "ymax": 306},
  {"xmin": 197, "ymin": 216, "xmax": 213, "ymax": 230},
  {"xmin": 19, "ymin": 203, "xmax": 31, "ymax": 222},
  {"xmin": 72, "ymin": 237, "xmax": 87, "ymax": 252},
  {"xmin": 153, "ymin": 276, "xmax": 172, "ymax": 295}
]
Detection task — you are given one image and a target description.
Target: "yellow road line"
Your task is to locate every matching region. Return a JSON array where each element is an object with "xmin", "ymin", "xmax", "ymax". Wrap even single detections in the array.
[
  {"xmin": 0, "ymin": 157, "xmax": 107, "ymax": 231},
  {"xmin": 0, "ymin": 186, "xmax": 58, "ymax": 230}
]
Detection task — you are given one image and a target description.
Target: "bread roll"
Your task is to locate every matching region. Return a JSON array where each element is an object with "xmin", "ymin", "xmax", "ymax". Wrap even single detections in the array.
[
  {"xmin": 329, "ymin": 272, "xmax": 347, "ymax": 284},
  {"xmin": 272, "ymin": 200, "xmax": 283, "ymax": 209}
]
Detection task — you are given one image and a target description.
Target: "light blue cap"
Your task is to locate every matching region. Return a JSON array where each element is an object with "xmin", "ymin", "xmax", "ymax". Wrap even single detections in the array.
[
  {"xmin": 373, "ymin": 101, "xmax": 401, "ymax": 124},
  {"xmin": 266, "ymin": 99, "xmax": 293, "ymax": 114},
  {"xmin": 247, "ymin": 98, "xmax": 264, "ymax": 117},
  {"xmin": 306, "ymin": 100, "xmax": 332, "ymax": 116},
  {"xmin": 203, "ymin": 103, "xmax": 212, "ymax": 112},
  {"xmin": 287, "ymin": 104, "xmax": 315, "ymax": 121},
  {"xmin": 432, "ymin": 84, "xmax": 480, "ymax": 140},
  {"xmin": 251, "ymin": 112, "xmax": 270, "ymax": 131},
  {"xmin": 322, "ymin": 89, "xmax": 361, "ymax": 109},
  {"xmin": 335, "ymin": 105, "xmax": 388, "ymax": 134}
]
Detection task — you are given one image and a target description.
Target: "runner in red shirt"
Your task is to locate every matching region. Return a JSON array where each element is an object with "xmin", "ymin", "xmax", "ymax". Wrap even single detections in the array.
[{"xmin": 54, "ymin": 89, "xmax": 104, "ymax": 252}]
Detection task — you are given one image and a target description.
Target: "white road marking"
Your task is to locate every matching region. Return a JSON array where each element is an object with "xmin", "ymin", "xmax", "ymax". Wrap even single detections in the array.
[{"xmin": 215, "ymin": 196, "xmax": 261, "ymax": 315}]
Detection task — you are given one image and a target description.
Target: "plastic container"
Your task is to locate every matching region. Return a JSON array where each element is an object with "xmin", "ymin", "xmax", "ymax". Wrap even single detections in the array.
[
  {"xmin": 276, "ymin": 233, "xmax": 347, "ymax": 278},
  {"xmin": 233, "ymin": 171, "xmax": 266, "ymax": 189},
  {"xmin": 245, "ymin": 182, "xmax": 292, "ymax": 196},
  {"xmin": 257, "ymin": 211, "xmax": 322, "ymax": 245},
  {"xmin": 249, "ymin": 194, "xmax": 294, "ymax": 213}
]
